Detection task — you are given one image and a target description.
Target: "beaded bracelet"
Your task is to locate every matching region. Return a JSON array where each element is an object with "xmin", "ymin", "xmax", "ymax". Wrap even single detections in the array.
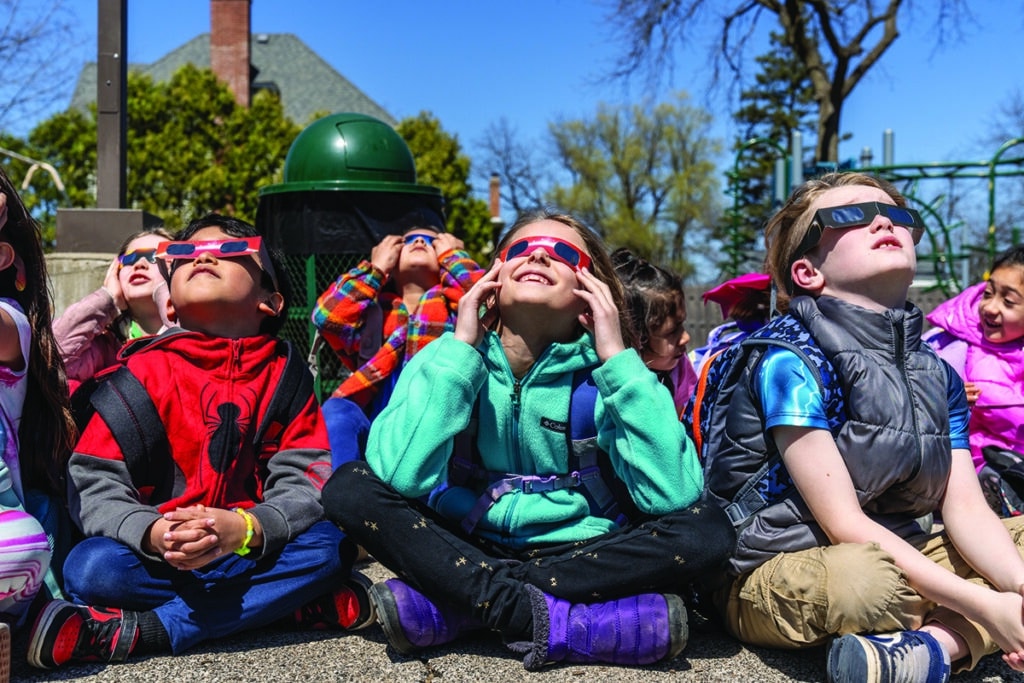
[{"xmin": 233, "ymin": 507, "xmax": 255, "ymax": 557}]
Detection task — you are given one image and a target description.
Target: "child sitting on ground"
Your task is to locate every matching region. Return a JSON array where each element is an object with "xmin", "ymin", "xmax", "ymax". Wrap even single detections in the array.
[
  {"xmin": 323, "ymin": 209, "xmax": 734, "ymax": 671},
  {"xmin": 692, "ymin": 172, "xmax": 1024, "ymax": 682},
  {"xmin": 924, "ymin": 245, "xmax": 1024, "ymax": 516},
  {"xmin": 28, "ymin": 214, "xmax": 372, "ymax": 670},
  {"xmin": 0, "ymin": 170, "xmax": 77, "ymax": 674},
  {"xmin": 690, "ymin": 272, "xmax": 771, "ymax": 372},
  {"xmin": 312, "ymin": 215, "xmax": 482, "ymax": 467}
]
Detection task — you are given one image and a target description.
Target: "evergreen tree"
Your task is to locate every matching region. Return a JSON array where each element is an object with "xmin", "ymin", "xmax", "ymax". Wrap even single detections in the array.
[{"xmin": 723, "ymin": 32, "xmax": 817, "ymax": 276}]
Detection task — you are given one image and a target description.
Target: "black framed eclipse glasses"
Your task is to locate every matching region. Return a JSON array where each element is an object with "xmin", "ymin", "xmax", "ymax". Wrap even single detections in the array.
[{"xmin": 796, "ymin": 201, "xmax": 926, "ymax": 258}]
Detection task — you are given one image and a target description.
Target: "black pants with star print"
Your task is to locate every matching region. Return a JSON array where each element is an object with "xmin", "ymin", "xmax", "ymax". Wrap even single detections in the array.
[{"xmin": 323, "ymin": 461, "xmax": 735, "ymax": 640}]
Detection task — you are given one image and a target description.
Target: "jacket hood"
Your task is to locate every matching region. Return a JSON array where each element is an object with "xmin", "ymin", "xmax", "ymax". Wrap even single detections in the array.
[
  {"xmin": 120, "ymin": 327, "xmax": 285, "ymax": 380},
  {"xmin": 926, "ymin": 283, "xmax": 988, "ymax": 346}
]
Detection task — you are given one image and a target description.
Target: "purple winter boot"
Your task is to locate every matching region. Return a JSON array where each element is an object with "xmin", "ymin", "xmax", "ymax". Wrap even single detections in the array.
[
  {"xmin": 368, "ymin": 578, "xmax": 485, "ymax": 655},
  {"xmin": 509, "ymin": 584, "xmax": 688, "ymax": 670}
]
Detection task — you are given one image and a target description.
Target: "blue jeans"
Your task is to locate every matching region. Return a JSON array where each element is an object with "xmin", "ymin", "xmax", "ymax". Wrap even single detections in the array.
[
  {"xmin": 63, "ymin": 521, "xmax": 353, "ymax": 653},
  {"xmin": 322, "ymin": 397, "xmax": 371, "ymax": 469}
]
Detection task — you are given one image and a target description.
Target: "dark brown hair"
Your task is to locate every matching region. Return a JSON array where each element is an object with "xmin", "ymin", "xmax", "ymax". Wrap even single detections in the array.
[{"xmin": 0, "ymin": 167, "xmax": 75, "ymax": 495}]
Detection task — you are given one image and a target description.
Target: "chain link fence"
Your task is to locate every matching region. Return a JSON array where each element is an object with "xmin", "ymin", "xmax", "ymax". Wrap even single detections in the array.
[{"xmin": 278, "ymin": 252, "xmax": 364, "ymax": 401}]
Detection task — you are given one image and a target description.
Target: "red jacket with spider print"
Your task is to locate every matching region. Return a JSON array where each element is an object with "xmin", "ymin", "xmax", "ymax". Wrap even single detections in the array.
[{"xmin": 67, "ymin": 329, "xmax": 332, "ymax": 561}]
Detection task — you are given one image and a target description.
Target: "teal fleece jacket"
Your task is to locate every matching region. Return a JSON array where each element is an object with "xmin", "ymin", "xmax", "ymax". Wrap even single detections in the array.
[{"xmin": 366, "ymin": 331, "xmax": 703, "ymax": 548}]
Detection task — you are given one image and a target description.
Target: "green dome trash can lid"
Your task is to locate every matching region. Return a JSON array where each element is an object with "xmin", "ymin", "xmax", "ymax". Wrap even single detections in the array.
[{"xmin": 259, "ymin": 113, "xmax": 440, "ymax": 197}]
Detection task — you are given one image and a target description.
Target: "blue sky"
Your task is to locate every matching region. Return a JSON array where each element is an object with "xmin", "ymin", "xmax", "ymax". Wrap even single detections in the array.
[{"xmin": 46, "ymin": 1, "xmax": 1024, "ymax": 201}]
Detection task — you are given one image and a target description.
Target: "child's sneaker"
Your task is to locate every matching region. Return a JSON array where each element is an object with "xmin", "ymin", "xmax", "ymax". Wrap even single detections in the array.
[
  {"xmin": 292, "ymin": 571, "xmax": 375, "ymax": 630},
  {"xmin": 27, "ymin": 600, "xmax": 139, "ymax": 669},
  {"xmin": 826, "ymin": 630, "xmax": 951, "ymax": 683}
]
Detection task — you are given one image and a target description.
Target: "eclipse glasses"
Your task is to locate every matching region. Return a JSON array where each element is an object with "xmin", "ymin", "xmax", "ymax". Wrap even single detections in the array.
[
  {"xmin": 156, "ymin": 237, "xmax": 280, "ymax": 291},
  {"xmin": 118, "ymin": 248, "xmax": 158, "ymax": 268},
  {"xmin": 796, "ymin": 201, "xmax": 926, "ymax": 258},
  {"xmin": 500, "ymin": 236, "xmax": 592, "ymax": 271}
]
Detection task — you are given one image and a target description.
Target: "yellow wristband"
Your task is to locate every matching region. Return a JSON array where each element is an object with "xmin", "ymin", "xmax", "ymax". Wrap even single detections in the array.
[{"xmin": 233, "ymin": 507, "xmax": 255, "ymax": 557}]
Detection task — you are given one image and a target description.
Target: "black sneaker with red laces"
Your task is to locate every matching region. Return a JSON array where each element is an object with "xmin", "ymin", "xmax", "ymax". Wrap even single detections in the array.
[
  {"xmin": 292, "ymin": 571, "xmax": 376, "ymax": 630},
  {"xmin": 27, "ymin": 600, "xmax": 139, "ymax": 669}
]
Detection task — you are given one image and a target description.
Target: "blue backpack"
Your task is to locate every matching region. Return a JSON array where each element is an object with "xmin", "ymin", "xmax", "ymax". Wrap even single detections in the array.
[{"xmin": 685, "ymin": 315, "xmax": 845, "ymax": 528}]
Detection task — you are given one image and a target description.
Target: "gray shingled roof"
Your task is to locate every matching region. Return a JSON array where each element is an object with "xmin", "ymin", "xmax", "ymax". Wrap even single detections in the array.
[{"xmin": 69, "ymin": 33, "xmax": 394, "ymax": 126}]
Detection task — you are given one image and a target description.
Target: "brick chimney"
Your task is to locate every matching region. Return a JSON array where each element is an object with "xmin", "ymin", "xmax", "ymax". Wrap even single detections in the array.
[
  {"xmin": 210, "ymin": 0, "xmax": 251, "ymax": 107},
  {"xmin": 488, "ymin": 173, "xmax": 501, "ymax": 221}
]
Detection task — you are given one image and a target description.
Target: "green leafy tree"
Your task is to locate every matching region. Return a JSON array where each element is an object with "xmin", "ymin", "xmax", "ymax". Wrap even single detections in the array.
[
  {"xmin": 609, "ymin": 0, "xmax": 971, "ymax": 162},
  {"xmin": 724, "ymin": 31, "xmax": 817, "ymax": 276},
  {"xmin": 547, "ymin": 93, "xmax": 721, "ymax": 278},
  {"xmin": 27, "ymin": 64, "xmax": 301, "ymax": 231},
  {"xmin": 397, "ymin": 112, "xmax": 494, "ymax": 262}
]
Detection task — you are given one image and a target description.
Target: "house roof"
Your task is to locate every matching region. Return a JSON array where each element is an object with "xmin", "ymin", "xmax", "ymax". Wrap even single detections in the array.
[{"xmin": 69, "ymin": 33, "xmax": 395, "ymax": 127}]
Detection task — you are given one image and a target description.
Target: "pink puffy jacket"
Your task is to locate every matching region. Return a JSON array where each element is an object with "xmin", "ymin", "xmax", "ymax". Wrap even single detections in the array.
[{"xmin": 925, "ymin": 282, "xmax": 1024, "ymax": 472}]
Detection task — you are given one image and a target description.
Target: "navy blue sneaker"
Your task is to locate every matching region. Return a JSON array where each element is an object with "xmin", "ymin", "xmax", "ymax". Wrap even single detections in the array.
[{"xmin": 827, "ymin": 630, "xmax": 951, "ymax": 683}]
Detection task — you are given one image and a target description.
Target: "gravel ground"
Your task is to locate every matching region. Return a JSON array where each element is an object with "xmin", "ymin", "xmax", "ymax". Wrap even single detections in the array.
[{"xmin": 8, "ymin": 559, "xmax": 1022, "ymax": 683}]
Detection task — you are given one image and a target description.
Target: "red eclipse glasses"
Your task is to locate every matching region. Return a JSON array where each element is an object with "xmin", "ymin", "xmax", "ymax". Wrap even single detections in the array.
[
  {"xmin": 156, "ymin": 237, "xmax": 280, "ymax": 291},
  {"xmin": 500, "ymin": 236, "xmax": 592, "ymax": 271}
]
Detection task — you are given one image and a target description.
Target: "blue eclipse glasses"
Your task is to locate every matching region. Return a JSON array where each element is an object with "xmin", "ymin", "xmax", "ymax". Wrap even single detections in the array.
[
  {"xmin": 403, "ymin": 233, "xmax": 436, "ymax": 246},
  {"xmin": 118, "ymin": 248, "xmax": 159, "ymax": 268}
]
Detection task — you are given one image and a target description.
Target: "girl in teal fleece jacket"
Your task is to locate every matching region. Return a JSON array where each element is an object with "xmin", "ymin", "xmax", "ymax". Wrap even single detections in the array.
[{"xmin": 323, "ymin": 209, "xmax": 734, "ymax": 671}]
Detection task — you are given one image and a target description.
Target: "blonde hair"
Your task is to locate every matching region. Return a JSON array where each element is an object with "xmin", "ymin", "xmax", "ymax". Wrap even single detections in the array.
[{"xmin": 764, "ymin": 172, "xmax": 906, "ymax": 305}]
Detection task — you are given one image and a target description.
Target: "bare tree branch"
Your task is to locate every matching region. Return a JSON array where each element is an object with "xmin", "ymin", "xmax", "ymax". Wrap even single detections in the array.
[{"xmin": 0, "ymin": 0, "xmax": 83, "ymax": 134}]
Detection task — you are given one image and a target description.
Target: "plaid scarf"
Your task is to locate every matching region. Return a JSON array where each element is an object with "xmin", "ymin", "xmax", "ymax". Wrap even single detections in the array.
[{"xmin": 334, "ymin": 285, "xmax": 459, "ymax": 406}]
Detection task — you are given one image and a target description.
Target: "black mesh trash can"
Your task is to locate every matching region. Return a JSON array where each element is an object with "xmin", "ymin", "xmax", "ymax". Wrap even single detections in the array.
[{"xmin": 256, "ymin": 113, "xmax": 444, "ymax": 400}]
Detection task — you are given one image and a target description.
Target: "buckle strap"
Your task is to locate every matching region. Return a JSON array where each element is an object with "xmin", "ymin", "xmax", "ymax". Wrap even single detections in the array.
[
  {"xmin": 109, "ymin": 609, "xmax": 138, "ymax": 662},
  {"xmin": 459, "ymin": 468, "xmax": 602, "ymax": 534}
]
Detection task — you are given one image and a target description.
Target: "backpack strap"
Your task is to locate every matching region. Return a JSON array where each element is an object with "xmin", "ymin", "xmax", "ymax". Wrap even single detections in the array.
[
  {"xmin": 90, "ymin": 366, "xmax": 171, "ymax": 497},
  {"xmin": 690, "ymin": 348, "xmax": 728, "ymax": 457},
  {"xmin": 713, "ymin": 331, "xmax": 828, "ymax": 529},
  {"xmin": 450, "ymin": 367, "xmax": 635, "ymax": 534},
  {"xmin": 254, "ymin": 340, "xmax": 315, "ymax": 448},
  {"xmin": 567, "ymin": 369, "xmax": 634, "ymax": 525}
]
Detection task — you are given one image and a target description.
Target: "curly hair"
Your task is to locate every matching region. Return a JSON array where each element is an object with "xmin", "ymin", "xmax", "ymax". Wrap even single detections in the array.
[{"xmin": 610, "ymin": 247, "xmax": 682, "ymax": 350}]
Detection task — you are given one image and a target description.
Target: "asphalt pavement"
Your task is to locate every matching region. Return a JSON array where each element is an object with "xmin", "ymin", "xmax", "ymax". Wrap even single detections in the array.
[{"xmin": 8, "ymin": 559, "xmax": 1021, "ymax": 683}]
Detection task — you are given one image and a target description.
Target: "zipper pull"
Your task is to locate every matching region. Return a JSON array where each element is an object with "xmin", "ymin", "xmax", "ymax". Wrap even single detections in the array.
[{"xmin": 511, "ymin": 379, "xmax": 521, "ymax": 415}]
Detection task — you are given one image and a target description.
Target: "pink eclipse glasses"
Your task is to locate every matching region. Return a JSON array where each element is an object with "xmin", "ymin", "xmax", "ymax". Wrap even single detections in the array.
[
  {"xmin": 500, "ymin": 236, "xmax": 592, "ymax": 271},
  {"xmin": 156, "ymin": 236, "xmax": 280, "ymax": 291}
]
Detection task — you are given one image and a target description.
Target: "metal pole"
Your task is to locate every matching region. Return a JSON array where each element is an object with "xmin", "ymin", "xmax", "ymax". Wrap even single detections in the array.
[
  {"xmin": 883, "ymin": 130, "xmax": 894, "ymax": 167},
  {"xmin": 791, "ymin": 132, "xmax": 803, "ymax": 189},
  {"xmin": 96, "ymin": 0, "xmax": 127, "ymax": 209}
]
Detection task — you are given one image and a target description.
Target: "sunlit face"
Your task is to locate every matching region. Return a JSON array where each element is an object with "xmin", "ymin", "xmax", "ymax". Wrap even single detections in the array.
[
  {"xmin": 496, "ymin": 220, "xmax": 591, "ymax": 318},
  {"xmin": 979, "ymin": 265, "xmax": 1024, "ymax": 344},
  {"xmin": 642, "ymin": 306, "xmax": 690, "ymax": 372},
  {"xmin": 118, "ymin": 234, "xmax": 166, "ymax": 313},
  {"xmin": 168, "ymin": 226, "xmax": 272, "ymax": 327},
  {"xmin": 397, "ymin": 227, "xmax": 441, "ymax": 276},
  {"xmin": 799, "ymin": 185, "xmax": 917, "ymax": 309}
]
